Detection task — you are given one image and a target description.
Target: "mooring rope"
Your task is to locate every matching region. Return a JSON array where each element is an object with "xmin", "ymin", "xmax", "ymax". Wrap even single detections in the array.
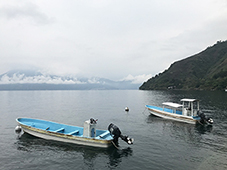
[
  {"xmin": 197, "ymin": 120, "xmax": 203, "ymax": 125},
  {"xmin": 111, "ymin": 141, "xmax": 120, "ymax": 150},
  {"xmin": 141, "ymin": 107, "xmax": 148, "ymax": 116}
]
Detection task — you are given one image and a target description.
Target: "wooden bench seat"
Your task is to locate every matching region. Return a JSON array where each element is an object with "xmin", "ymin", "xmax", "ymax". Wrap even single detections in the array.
[
  {"xmin": 99, "ymin": 131, "xmax": 110, "ymax": 138},
  {"xmin": 54, "ymin": 128, "xmax": 65, "ymax": 133},
  {"xmin": 68, "ymin": 130, "xmax": 79, "ymax": 135}
]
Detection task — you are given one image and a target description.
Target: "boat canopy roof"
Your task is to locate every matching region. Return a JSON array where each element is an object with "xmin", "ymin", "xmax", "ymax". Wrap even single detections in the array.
[
  {"xmin": 180, "ymin": 99, "xmax": 199, "ymax": 102},
  {"xmin": 162, "ymin": 102, "xmax": 183, "ymax": 108}
]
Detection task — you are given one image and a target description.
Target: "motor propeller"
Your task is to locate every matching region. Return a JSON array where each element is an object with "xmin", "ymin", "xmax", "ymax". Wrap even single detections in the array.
[{"xmin": 108, "ymin": 123, "xmax": 134, "ymax": 147}]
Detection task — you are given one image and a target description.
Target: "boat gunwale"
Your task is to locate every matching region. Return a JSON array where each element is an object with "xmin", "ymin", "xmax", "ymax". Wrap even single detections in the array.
[{"xmin": 16, "ymin": 117, "xmax": 84, "ymax": 130}]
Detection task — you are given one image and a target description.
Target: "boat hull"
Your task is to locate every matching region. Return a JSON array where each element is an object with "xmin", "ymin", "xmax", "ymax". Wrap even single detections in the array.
[
  {"xmin": 16, "ymin": 118, "xmax": 113, "ymax": 148},
  {"xmin": 146, "ymin": 106, "xmax": 198, "ymax": 124}
]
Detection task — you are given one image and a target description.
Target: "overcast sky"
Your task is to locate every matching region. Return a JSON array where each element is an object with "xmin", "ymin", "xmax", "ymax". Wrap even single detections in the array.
[{"xmin": 1, "ymin": 0, "xmax": 227, "ymax": 83}]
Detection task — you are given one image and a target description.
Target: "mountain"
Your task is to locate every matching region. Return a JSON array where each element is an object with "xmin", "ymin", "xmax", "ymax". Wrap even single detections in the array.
[
  {"xmin": 0, "ymin": 69, "xmax": 140, "ymax": 90},
  {"xmin": 139, "ymin": 40, "xmax": 227, "ymax": 91}
]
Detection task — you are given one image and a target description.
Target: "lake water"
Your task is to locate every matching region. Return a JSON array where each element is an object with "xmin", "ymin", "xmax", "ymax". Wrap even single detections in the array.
[{"xmin": 0, "ymin": 90, "xmax": 227, "ymax": 170}]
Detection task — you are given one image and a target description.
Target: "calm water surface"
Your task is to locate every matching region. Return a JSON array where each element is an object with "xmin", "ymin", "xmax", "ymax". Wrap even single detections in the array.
[{"xmin": 0, "ymin": 90, "xmax": 227, "ymax": 170}]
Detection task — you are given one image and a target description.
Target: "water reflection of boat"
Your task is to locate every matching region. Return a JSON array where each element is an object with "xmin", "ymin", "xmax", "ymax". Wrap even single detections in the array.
[
  {"xmin": 15, "ymin": 134, "xmax": 133, "ymax": 169},
  {"xmin": 146, "ymin": 99, "xmax": 213, "ymax": 125},
  {"xmin": 15, "ymin": 118, "xmax": 133, "ymax": 148},
  {"xmin": 195, "ymin": 124, "xmax": 213, "ymax": 134}
]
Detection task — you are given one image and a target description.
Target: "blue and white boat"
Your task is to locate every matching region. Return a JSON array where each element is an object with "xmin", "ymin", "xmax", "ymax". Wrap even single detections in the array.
[
  {"xmin": 15, "ymin": 118, "xmax": 133, "ymax": 148},
  {"xmin": 146, "ymin": 98, "xmax": 213, "ymax": 125}
]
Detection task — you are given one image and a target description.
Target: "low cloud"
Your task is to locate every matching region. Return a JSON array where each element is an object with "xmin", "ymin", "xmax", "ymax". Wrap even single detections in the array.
[
  {"xmin": 0, "ymin": 74, "xmax": 85, "ymax": 84},
  {"xmin": 121, "ymin": 74, "xmax": 152, "ymax": 84},
  {"xmin": 0, "ymin": 2, "xmax": 54, "ymax": 25}
]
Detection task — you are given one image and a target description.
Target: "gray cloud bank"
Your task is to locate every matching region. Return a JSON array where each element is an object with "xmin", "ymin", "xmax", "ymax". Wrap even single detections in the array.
[
  {"xmin": 0, "ymin": 0, "xmax": 227, "ymax": 83},
  {"xmin": 0, "ymin": 69, "xmax": 142, "ymax": 90}
]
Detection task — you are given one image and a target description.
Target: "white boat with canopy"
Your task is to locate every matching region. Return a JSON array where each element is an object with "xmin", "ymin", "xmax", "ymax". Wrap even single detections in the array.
[{"xmin": 146, "ymin": 98, "xmax": 213, "ymax": 125}]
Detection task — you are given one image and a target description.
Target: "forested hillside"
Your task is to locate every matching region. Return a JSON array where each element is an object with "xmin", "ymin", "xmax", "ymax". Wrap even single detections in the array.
[{"xmin": 139, "ymin": 40, "xmax": 227, "ymax": 91}]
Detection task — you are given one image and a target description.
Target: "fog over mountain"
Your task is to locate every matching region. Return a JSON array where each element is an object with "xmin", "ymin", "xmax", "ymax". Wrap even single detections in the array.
[{"xmin": 0, "ymin": 69, "xmax": 141, "ymax": 90}]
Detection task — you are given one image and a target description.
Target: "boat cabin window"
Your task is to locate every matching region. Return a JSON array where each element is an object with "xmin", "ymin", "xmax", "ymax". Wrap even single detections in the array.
[{"xmin": 181, "ymin": 99, "xmax": 200, "ymax": 116}]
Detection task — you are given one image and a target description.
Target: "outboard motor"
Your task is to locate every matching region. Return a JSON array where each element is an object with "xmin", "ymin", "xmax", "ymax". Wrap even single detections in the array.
[
  {"xmin": 198, "ymin": 111, "xmax": 213, "ymax": 125},
  {"xmin": 108, "ymin": 123, "xmax": 134, "ymax": 147}
]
